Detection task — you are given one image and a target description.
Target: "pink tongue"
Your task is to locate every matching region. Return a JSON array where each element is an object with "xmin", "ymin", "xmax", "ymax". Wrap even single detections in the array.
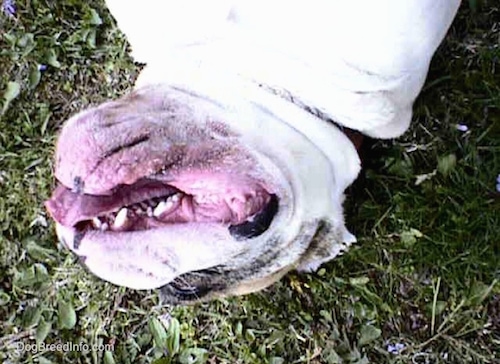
[{"xmin": 45, "ymin": 179, "xmax": 177, "ymax": 227}]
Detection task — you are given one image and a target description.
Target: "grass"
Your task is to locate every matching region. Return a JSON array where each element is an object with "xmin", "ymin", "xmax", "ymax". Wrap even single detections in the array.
[{"xmin": 0, "ymin": 1, "xmax": 499, "ymax": 363}]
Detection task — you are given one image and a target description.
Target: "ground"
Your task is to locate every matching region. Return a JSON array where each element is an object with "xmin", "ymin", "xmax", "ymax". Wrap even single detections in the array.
[{"xmin": 0, "ymin": 1, "xmax": 499, "ymax": 363}]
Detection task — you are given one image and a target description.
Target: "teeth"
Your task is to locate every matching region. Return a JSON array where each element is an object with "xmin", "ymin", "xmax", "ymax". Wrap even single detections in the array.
[
  {"xmin": 113, "ymin": 208, "xmax": 128, "ymax": 228},
  {"xmin": 92, "ymin": 217, "xmax": 102, "ymax": 229},
  {"xmin": 100, "ymin": 222, "xmax": 109, "ymax": 231},
  {"xmin": 153, "ymin": 200, "xmax": 174, "ymax": 217},
  {"xmin": 102, "ymin": 194, "xmax": 182, "ymax": 221}
]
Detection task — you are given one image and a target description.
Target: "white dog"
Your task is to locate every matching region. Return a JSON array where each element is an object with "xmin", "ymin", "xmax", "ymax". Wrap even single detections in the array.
[{"xmin": 46, "ymin": 0, "xmax": 461, "ymax": 303}]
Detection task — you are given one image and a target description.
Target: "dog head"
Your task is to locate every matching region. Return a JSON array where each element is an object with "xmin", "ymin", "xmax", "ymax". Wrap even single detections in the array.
[{"xmin": 45, "ymin": 82, "xmax": 360, "ymax": 303}]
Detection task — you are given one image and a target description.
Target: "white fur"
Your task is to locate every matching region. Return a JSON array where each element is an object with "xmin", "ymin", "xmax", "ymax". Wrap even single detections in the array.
[
  {"xmin": 60, "ymin": 0, "xmax": 461, "ymax": 289},
  {"xmin": 106, "ymin": 0, "xmax": 461, "ymax": 138}
]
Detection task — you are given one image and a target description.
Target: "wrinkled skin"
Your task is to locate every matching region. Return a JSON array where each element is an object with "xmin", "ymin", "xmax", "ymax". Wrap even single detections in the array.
[{"xmin": 45, "ymin": 84, "xmax": 360, "ymax": 303}]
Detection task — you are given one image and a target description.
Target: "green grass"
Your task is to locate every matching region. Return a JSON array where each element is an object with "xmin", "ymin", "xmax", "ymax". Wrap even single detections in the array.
[{"xmin": 0, "ymin": 1, "xmax": 499, "ymax": 363}]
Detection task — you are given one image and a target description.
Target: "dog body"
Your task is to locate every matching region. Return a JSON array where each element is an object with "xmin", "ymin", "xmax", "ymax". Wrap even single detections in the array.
[
  {"xmin": 107, "ymin": 0, "xmax": 461, "ymax": 138},
  {"xmin": 46, "ymin": 0, "xmax": 461, "ymax": 303}
]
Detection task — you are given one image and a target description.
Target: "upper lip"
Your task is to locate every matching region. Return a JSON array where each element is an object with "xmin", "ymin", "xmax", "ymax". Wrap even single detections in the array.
[{"xmin": 44, "ymin": 178, "xmax": 179, "ymax": 227}]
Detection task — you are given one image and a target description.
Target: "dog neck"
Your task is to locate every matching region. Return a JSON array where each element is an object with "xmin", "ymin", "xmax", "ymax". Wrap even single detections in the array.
[{"xmin": 256, "ymin": 83, "xmax": 365, "ymax": 152}]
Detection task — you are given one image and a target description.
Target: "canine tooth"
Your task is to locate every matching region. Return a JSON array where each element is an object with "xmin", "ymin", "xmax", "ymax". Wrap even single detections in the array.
[
  {"xmin": 114, "ymin": 208, "xmax": 128, "ymax": 228},
  {"xmin": 153, "ymin": 200, "xmax": 173, "ymax": 217},
  {"xmin": 147, "ymin": 206, "xmax": 153, "ymax": 217},
  {"xmin": 100, "ymin": 222, "xmax": 109, "ymax": 231},
  {"xmin": 92, "ymin": 217, "xmax": 102, "ymax": 229},
  {"xmin": 170, "ymin": 194, "xmax": 180, "ymax": 202}
]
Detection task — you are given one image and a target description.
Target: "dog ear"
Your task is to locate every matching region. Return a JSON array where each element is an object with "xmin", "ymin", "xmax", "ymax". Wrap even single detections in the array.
[{"xmin": 296, "ymin": 220, "xmax": 356, "ymax": 273}]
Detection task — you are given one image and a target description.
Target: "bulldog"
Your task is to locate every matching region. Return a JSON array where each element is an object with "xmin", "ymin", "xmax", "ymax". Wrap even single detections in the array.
[{"xmin": 45, "ymin": 0, "xmax": 461, "ymax": 303}]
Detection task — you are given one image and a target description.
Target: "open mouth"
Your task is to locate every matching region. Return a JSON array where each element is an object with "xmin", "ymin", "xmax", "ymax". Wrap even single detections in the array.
[
  {"xmin": 45, "ymin": 176, "xmax": 279, "ymax": 241},
  {"xmin": 83, "ymin": 191, "xmax": 185, "ymax": 232}
]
